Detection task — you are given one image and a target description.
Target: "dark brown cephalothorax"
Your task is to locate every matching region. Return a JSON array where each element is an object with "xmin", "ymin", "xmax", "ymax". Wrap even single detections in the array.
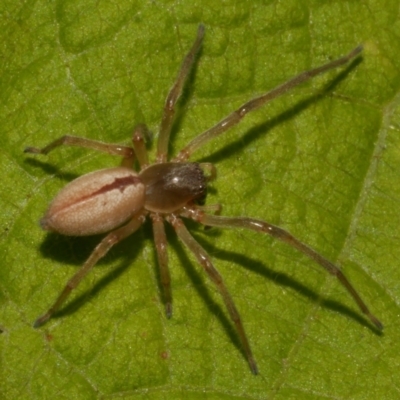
[
  {"xmin": 25, "ymin": 25, "xmax": 382, "ymax": 375},
  {"xmin": 140, "ymin": 163, "xmax": 207, "ymax": 212}
]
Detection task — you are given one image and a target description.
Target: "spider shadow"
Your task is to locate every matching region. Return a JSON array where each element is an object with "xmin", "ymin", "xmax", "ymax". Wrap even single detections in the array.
[
  {"xmin": 165, "ymin": 223, "xmax": 382, "ymax": 367},
  {"xmin": 24, "ymin": 157, "xmax": 81, "ymax": 182},
  {"xmin": 165, "ymin": 226, "xmax": 250, "ymax": 357},
  {"xmin": 193, "ymin": 230, "xmax": 382, "ymax": 333},
  {"xmin": 37, "ymin": 229, "xmax": 146, "ymax": 321},
  {"xmin": 34, "ymin": 213, "xmax": 381, "ymax": 370},
  {"xmin": 198, "ymin": 57, "xmax": 362, "ymax": 165}
]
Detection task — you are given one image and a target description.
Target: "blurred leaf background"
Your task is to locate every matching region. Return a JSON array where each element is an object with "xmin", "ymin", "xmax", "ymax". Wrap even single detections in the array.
[{"xmin": 1, "ymin": 0, "xmax": 399, "ymax": 399}]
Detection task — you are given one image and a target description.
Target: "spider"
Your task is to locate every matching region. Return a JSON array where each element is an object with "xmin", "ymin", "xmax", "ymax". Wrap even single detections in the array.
[{"xmin": 25, "ymin": 25, "xmax": 382, "ymax": 374}]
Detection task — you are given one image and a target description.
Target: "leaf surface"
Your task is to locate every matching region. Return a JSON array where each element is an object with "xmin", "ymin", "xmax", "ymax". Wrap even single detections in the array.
[{"xmin": 1, "ymin": 1, "xmax": 399, "ymax": 399}]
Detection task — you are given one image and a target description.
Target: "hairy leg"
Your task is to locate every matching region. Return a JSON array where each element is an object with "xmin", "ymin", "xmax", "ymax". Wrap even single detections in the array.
[
  {"xmin": 175, "ymin": 45, "xmax": 363, "ymax": 161},
  {"xmin": 167, "ymin": 214, "xmax": 258, "ymax": 374},
  {"xmin": 25, "ymin": 135, "xmax": 134, "ymax": 161},
  {"xmin": 157, "ymin": 25, "xmax": 205, "ymax": 162},
  {"xmin": 182, "ymin": 208, "xmax": 383, "ymax": 330},
  {"xmin": 151, "ymin": 213, "xmax": 172, "ymax": 317},
  {"xmin": 34, "ymin": 212, "xmax": 147, "ymax": 327},
  {"xmin": 132, "ymin": 124, "xmax": 150, "ymax": 169}
]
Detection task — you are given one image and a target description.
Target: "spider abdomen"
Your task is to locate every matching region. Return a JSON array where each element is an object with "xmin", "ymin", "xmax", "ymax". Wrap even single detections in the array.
[
  {"xmin": 41, "ymin": 167, "xmax": 145, "ymax": 236},
  {"xmin": 140, "ymin": 162, "xmax": 207, "ymax": 213}
]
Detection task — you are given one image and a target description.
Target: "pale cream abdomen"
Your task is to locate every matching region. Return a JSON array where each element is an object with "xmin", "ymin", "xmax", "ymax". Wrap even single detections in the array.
[{"xmin": 41, "ymin": 167, "xmax": 145, "ymax": 236}]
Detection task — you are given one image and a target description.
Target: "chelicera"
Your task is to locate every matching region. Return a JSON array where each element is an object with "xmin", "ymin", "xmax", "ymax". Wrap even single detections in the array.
[{"xmin": 25, "ymin": 25, "xmax": 382, "ymax": 374}]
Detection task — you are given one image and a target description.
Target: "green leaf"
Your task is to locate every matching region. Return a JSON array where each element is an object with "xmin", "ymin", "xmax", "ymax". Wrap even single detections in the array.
[{"xmin": 1, "ymin": 1, "xmax": 399, "ymax": 399}]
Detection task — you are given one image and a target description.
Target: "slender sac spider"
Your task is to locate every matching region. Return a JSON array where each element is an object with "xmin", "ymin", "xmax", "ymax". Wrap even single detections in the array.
[{"xmin": 26, "ymin": 25, "xmax": 382, "ymax": 374}]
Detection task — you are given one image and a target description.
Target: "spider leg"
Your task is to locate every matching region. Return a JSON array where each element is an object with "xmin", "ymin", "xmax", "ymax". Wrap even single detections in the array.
[
  {"xmin": 132, "ymin": 124, "xmax": 150, "ymax": 169},
  {"xmin": 33, "ymin": 212, "xmax": 147, "ymax": 328},
  {"xmin": 183, "ymin": 208, "xmax": 383, "ymax": 330},
  {"xmin": 174, "ymin": 45, "xmax": 363, "ymax": 161},
  {"xmin": 24, "ymin": 134, "xmax": 135, "ymax": 163},
  {"xmin": 151, "ymin": 214, "xmax": 173, "ymax": 318},
  {"xmin": 167, "ymin": 214, "xmax": 258, "ymax": 375},
  {"xmin": 157, "ymin": 25, "xmax": 205, "ymax": 162}
]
